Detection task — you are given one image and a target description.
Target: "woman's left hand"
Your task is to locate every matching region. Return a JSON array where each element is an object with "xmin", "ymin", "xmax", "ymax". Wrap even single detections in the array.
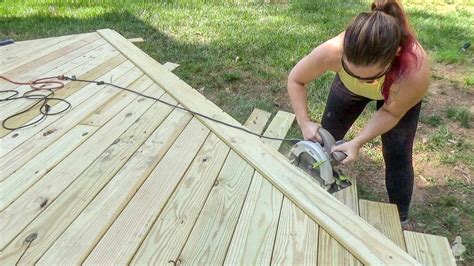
[{"xmin": 331, "ymin": 140, "xmax": 362, "ymax": 164}]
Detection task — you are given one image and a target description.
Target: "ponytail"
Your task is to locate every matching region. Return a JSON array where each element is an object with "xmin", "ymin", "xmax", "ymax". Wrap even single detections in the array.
[{"xmin": 344, "ymin": 0, "xmax": 420, "ymax": 101}]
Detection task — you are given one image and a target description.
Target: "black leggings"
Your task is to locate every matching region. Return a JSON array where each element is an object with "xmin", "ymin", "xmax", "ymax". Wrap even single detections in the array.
[{"xmin": 321, "ymin": 74, "xmax": 421, "ymax": 220}]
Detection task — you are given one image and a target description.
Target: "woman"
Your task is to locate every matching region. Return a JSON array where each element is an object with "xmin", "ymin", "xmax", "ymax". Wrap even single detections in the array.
[{"xmin": 287, "ymin": 0, "xmax": 430, "ymax": 225}]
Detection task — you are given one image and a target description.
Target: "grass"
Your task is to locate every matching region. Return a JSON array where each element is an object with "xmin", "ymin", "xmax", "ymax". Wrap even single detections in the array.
[
  {"xmin": 420, "ymin": 114, "xmax": 443, "ymax": 127},
  {"xmin": 1, "ymin": 0, "xmax": 473, "ymax": 263},
  {"xmin": 446, "ymin": 106, "xmax": 471, "ymax": 128}
]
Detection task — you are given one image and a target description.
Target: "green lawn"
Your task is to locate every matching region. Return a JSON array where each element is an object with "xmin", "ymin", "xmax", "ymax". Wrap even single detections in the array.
[{"xmin": 1, "ymin": 0, "xmax": 473, "ymax": 262}]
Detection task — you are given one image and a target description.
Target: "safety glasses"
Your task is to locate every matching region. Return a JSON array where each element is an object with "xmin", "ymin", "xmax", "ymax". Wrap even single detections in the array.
[{"xmin": 341, "ymin": 59, "xmax": 392, "ymax": 81}]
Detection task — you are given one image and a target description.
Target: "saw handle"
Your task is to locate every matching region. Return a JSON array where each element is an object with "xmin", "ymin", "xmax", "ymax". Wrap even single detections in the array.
[{"xmin": 317, "ymin": 127, "xmax": 347, "ymax": 164}]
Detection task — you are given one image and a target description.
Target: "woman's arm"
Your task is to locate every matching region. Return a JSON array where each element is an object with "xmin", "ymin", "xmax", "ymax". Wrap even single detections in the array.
[{"xmin": 288, "ymin": 36, "xmax": 342, "ymax": 142}]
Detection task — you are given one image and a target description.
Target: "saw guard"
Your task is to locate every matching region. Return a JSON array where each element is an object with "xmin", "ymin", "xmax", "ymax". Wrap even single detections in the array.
[{"xmin": 289, "ymin": 140, "xmax": 334, "ymax": 186}]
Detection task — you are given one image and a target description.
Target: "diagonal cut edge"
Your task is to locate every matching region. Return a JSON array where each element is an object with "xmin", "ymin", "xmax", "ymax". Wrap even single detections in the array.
[{"xmin": 97, "ymin": 28, "xmax": 419, "ymax": 266}]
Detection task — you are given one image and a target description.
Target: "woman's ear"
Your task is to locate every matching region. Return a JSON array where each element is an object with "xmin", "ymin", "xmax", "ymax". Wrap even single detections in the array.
[{"xmin": 396, "ymin": 46, "xmax": 402, "ymax": 56}]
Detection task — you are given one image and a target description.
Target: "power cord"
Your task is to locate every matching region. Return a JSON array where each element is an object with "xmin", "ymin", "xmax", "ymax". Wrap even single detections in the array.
[
  {"xmin": 1, "ymin": 75, "xmax": 302, "ymax": 142},
  {"xmin": 0, "ymin": 75, "xmax": 71, "ymax": 130}
]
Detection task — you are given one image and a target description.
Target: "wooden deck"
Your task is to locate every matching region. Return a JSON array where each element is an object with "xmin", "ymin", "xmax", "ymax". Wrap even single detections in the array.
[{"xmin": 0, "ymin": 29, "xmax": 438, "ymax": 265}]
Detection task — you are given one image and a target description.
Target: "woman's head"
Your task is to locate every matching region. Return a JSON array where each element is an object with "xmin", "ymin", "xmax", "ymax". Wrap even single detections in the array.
[{"xmin": 343, "ymin": 0, "xmax": 420, "ymax": 100}]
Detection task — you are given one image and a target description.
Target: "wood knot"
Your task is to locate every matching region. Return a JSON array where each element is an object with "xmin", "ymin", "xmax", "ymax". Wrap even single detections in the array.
[
  {"xmin": 12, "ymin": 133, "xmax": 19, "ymax": 138},
  {"xmin": 112, "ymin": 139, "xmax": 120, "ymax": 145},
  {"xmin": 43, "ymin": 129, "xmax": 57, "ymax": 137},
  {"xmin": 40, "ymin": 198, "xmax": 48, "ymax": 208},
  {"xmin": 82, "ymin": 132, "xmax": 89, "ymax": 137},
  {"xmin": 125, "ymin": 112, "xmax": 133, "ymax": 118},
  {"xmin": 138, "ymin": 98, "xmax": 145, "ymax": 102},
  {"xmin": 202, "ymin": 156, "xmax": 210, "ymax": 163},
  {"xmin": 25, "ymin": 233, "xmax": 38, "ymax": 243}
]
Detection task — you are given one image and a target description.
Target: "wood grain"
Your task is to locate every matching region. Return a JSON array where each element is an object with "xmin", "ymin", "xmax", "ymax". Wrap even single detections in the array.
[
  {"xmin": 0, "ymin": 86, "xmax": 171, "ymax": 265},
  {"xmin": 359, "ymin": 199, "xmax": 406, "ymax": 250},
  {"xmin": 0, "ymin": 67, "xmax": 148, "ymax": 250},
  {"xmin": 132, "ymin": 108, "xmax": 271, "ymax": 265},
  {"xmin": 0, "ymin": 58, "xmax": 132, "ymax": 180},
  {"xmin": 0, "ymin": 124, "xmax": 97, "ymax": 211},
  {"xmin": 97, "ymin": 28, "xmax": 419, "ymax": 265},
  {"xmin": 36, "ymin": 96, "xmax": 187, "ymax": 265},
  {"xmin": 404, "ymin": 231, "xmax": 456, "ymax": 266},
  {"xmin": 83, "ymin": 119, "xmax": 210, "ymax": 265},
  {"xmin": 318, "ymin": 229, "xmax": 363, "ymax": 266}
]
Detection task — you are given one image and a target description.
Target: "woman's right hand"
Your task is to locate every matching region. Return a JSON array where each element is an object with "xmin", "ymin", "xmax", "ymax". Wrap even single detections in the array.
[{"xmin": 300, "ymin": 121, "xmax": 322, "ymax": 143}]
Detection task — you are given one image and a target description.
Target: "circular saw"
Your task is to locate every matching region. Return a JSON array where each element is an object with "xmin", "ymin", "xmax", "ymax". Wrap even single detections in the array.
[{"xmin": 289, "ymin": 127, "xmax": 351, "ymax": 194}]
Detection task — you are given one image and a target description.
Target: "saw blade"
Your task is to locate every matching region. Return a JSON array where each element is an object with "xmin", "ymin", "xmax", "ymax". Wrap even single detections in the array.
[{"xmin": 289, "ymin": 141, "xmax": 334, "ymax": 186}]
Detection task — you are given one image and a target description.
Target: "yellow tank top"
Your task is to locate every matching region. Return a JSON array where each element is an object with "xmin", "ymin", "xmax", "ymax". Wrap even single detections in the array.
[{"xmin": 338, "ymin": 68, "xmax": 385, "ymax": 100}]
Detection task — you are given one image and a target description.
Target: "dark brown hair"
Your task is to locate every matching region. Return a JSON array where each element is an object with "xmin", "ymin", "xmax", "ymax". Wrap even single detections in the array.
[{"xmin": 343, "ymin": 0, "xmax": 420, "ymax": 101}]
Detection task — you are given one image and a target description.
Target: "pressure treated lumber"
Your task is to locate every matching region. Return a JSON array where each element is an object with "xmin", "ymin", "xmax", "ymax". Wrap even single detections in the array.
[
  {"xmin": 0, "ymin": 33, "xmax": 88, "ymax": 66},
  {"xmin": 163, "ymin": 62, "xmax": 180, "ymax": 72},
  {"xmin": 224, "ymin": 112, "xmax": 295, "ymax": 265},
  {"xmin": 127, "ymin": 37, "xmax": 144, "ymax": 43},
  {"xmin": 98, "ymin": 28, "xmax": 419, "ymax": 265},
  {"xmin": 84, "ymin": 119, "xmax": 210, "ymax": 265},
  {"xmin": 0, "ymin": 35, "xmax": 72, "ymax": 58},
  {"xmin": 0, "ymin": 54, "xmax": 128, "ymax": 157},
  {"xmin": 404, "ymin": 231, "xmax": 456, "ymax": 266},
  {"xmin": 318, "ymin": 229, "xmax": 363, "ymax": 266},
  {"xmin": 0, "ymin": 33, "xmax": 95, "ymax": 73},
  {"xmin": 359, "ymin": 199, "xmax": 406, "ymax": 250},
  {"xmin": 177, "ymin": 109, "xmax": 294, "ymax": 264},
  {"xmin": 0, "ymin": 36, "xmax": 105, "ymax": 93},
  {"xmin": 333, "ymin": 175, "xmax": 359, "ymax": 213},
  {"xmin": 37, "ymin": 109, "xmax": 191, "ymax": 265},
  {"xmin": 32, "ymin": 95, "xmax": 183, "ymax": 265},
  {"xmin": 0, "ymin": 124, "xmax": 97, "ymax": 211},
  {"xmin": 0, "ymin": 86, "xmax": 170, "ymax": 265},
  {"xmin": 131, "ymin": 133, "xmax": 230, "ymax": 264},
  {"xmin": 0, "ymin": 69, "xmax": 149, "ymax": 250},
  {"xmin": 0, "ymin": 41, "xmax": 119, "ymax": 136},
  {"xmin": 272, "ymin": 198, "xmax": 319, "ymax": 265},
  {"xmin": 132, "ymin": 109, "xmax": 270, "ymax": 264},
  {"xmin": 224, "ymin": 111, "xmax": 294, "ymax": 265},
  {"xmin": 0, "ymin": 59, "xmax": 133, "ymax": 181},
  {"xmin": 80, "ymin": 75, "xmax": 155, "ymax": 126}
]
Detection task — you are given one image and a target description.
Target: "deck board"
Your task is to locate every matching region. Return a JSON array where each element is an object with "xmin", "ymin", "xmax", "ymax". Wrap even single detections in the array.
[
  {"xmin": 0, "ymin": 35, "xmax": 73, "ymax": 56},
  {"xmin": 97, "ymin": 28, "xmax": 419, "ymax": 265},
  {"xmin": 0, "ymin": 31, "xmax": 427, "ymax": 265},
  {"xmin": 2, "ymin": 103, "xmax": 191, "ymax": 264},
  {"xmin": 404, "ymin": 231, "xmax": 456, "ymax": 266},
  {"xmin": 224, "ymin": 111, "xmax": 295, "ymax": 265},
  {"xmin": 0, "ymin": 32, "xmax": 97, "ymax": 74},
  {"xmin": 318, "ymin": 229, "xmax": 363, "ymax": 266},
  {"xmin": 359, "ymin": 199, "xmax": 406, "ymax": 250},
  {"xmin": 83, "ymin": 119, "xmax": 210, "ymax": 264},
  {"xmin": 132, "ymin": 107, "xmax": 270, "ymax": 264},
  {"xmin": 0, "ymin": 61, "xmax": 135, "ymax": 179},
  {"xmin": 0, "ymin": 38, "xmax": 114, "ymax": 127},
  {"xmin": 0, "ymin": 33, "xmax": 92, "ymax": 72},
  {"xmin": 130, "ymin": 133, "xmax": 230, "ymax": 264},
  {"xmin": 0, "ymin": 36, "xmax": 106, "ymax": 97},
  {"xmin": 0, "ymin": 124, "xmax": 97, "ymax": 211},
  {"xmin": 36, "ymin": 97, "xmax": 188, "ymax": 265},
  {"xmin": 272, "ymin": 198, "xmax": 319, "ymax": 265},
  {"xmin": 0, "ymin": 71, "xmax": 152, "ymax": 250}
]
